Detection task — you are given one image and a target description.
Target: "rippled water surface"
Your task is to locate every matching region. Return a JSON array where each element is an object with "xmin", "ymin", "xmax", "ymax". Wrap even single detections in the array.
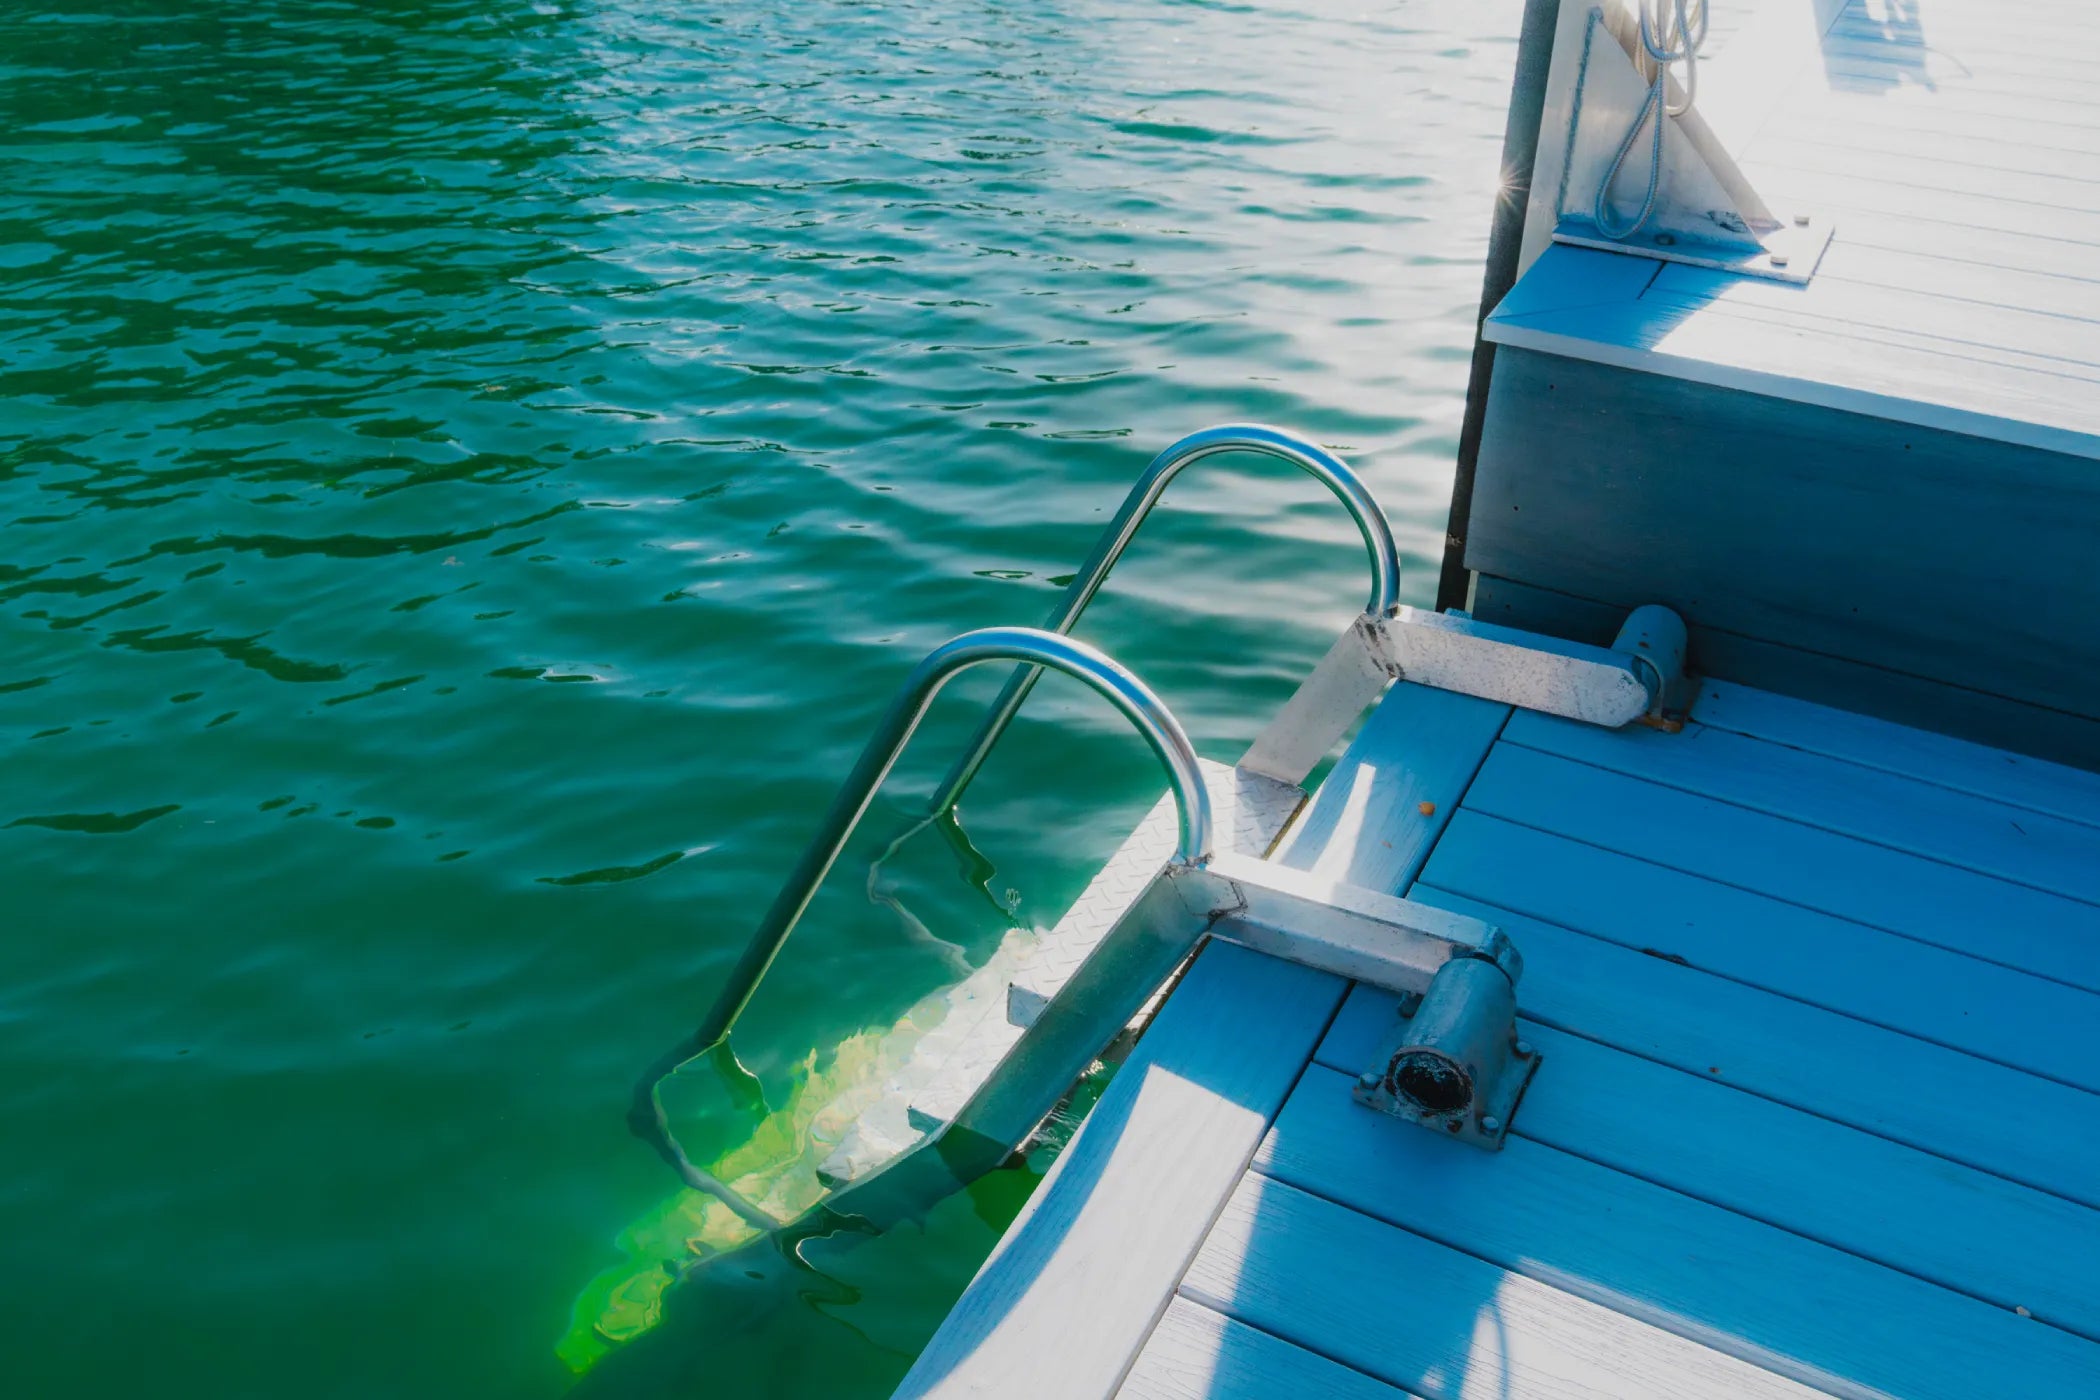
[{"xmin": 2, "ymin": 1, "xmax": 1519, "ymax": 1393}]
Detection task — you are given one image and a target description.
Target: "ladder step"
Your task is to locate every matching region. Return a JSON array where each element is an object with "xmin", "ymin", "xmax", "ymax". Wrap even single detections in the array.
[{"xmin": 814, "ymin": 761, "xmax": 1304, "ymax": 1187}]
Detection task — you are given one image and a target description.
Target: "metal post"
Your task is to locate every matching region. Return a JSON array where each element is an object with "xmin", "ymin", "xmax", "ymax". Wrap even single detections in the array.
[
  {"xmin": 1436, "ymin": 0, "xmax": 1564, "ymax": 612},
  {"xmin": 930, "ymin": 424, "xmax": 1401, "ymax": 816}
]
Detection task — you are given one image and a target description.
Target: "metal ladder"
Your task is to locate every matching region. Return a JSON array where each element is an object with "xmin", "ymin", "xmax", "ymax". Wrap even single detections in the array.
[{"xmin": 631, "ymin": 424, "xmax": 1691, "ymax": 1234}]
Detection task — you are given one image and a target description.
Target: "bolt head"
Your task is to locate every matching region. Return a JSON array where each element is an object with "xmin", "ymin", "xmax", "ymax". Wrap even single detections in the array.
[
  {"xmin": 1793, "ymin": 213, "xmax": 1810, "ymax": 226},
  {"xmin": 1769, "ymin": 253, "xmax": 1791, "ymax": 267},
  {"xmin": 1479, "ymin": 1115, "xmax": 1503, "ymax": 1135},
  {"xmin": 1356, "ymin": 1071, "xmax": 1380, "ymax": 1090},
  {"xmin": 1514, "ymin": 1039, "xmax": 1534, "ymax": 1058}
]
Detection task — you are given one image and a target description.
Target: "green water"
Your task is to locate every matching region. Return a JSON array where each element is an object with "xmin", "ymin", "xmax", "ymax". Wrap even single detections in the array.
[{"xmin": 1, "ymin": 0, "xmax": 1518, "ymax": 1393}]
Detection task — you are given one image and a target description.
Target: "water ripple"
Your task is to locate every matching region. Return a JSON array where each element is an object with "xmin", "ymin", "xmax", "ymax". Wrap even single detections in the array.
[{"xmin": 0, "ymin": 0, "xmax": 1521, "ymax": 1394}]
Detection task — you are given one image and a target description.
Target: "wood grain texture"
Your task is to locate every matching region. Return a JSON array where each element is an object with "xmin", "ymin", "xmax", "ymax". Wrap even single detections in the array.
[
  {"xmin": 1422, "ymin": 809, "xmax": 2100, "ymax": 1090},
  {"xmin": 1501, "ymin": 709, "xmax": 2100, "ymax": 906},
  {"xmin": 893, "ymin": 942, "xmax": 1345, "ymax": 1400},
  {"xmin": 1318, "ymin": 887, "xmax": 2100, "ymax": 1210},
  {"xmin": 1462, "ymin": 743, "xmax": 2100, "ymax": 993},
  {"xmin": 1115, "ymin": 1297, "xmax": 1410, "ymax": 1400},
  {"xmin": 1484, "ymin": 248, "xmax": 2100, "ymax": 448},
  {"xmin": 1461, "ymin": 743, "xmax": 2100, "ymax": 986},
  {"xmin": 1267, "ymin": 680, "xmax": 1508, "ymax": 895},
  {"xmin": 1184, "ymin": 1174, "xmax": 1834, "ymax": 1400},
  {"xmin": 1467, "ymin": 573, "xmax": 2100, "ymax": 771},
  {"xmin": 1255, "ymin": 1065, "xmax": 2100, "ymax": 1400},
  {"xmin": 1689, "ymin": 677, "xmax": 2100, "ymax": 826},
  {"xmin": 1316, "ymin": 997, "xmax": 2100, "ymax": 1342},
  {"xmin": 1644, "ymin": 265, "xmax": 2100, "ymax": 377}
]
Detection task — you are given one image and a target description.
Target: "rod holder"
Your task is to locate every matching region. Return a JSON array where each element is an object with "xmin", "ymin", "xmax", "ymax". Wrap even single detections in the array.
[{"xmin": 1354, "ymin": 955, "xmax": 1539, "ymax": 1151}]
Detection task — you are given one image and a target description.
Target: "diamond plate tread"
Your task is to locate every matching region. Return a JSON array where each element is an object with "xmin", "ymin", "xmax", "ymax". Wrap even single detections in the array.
[{"xmin": 816, "ymin": 762, "xmax": 1305, "ymax": 1187}]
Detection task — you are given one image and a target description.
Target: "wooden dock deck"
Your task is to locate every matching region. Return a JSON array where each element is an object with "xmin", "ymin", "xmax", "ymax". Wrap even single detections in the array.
[
  {"xmin": 897, "ymin": 676, "xmax": 2100, "ymax": 1398},
  {"xmin": 894, "ymin": 1, "xmax": 2100, "ymax": 1393}
]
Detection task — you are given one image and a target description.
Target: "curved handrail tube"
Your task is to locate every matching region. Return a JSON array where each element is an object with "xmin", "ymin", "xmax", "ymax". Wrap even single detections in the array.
[
  {"xmin": 930, "ymin": 423, "xmax": 1400, "ymax": 816},
  {"xmin": 630, "ymin": 627, "xmax": 1210, "ymax": 1194},
  {"xmin": 696, "ymin": 626, "xmax": 1210, "ymax": 1047}
]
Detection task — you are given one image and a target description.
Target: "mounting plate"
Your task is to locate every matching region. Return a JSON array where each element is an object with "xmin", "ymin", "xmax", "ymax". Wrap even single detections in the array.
[{"xmin": 1353, "ymin": 970, "xmax": 1542, "ymax": 1152}]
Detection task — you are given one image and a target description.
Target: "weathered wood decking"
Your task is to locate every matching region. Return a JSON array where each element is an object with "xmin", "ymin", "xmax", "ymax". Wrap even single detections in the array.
[{"xmin": 896, "ymin": 675, "xmax": 2100, "ymax": 1398}]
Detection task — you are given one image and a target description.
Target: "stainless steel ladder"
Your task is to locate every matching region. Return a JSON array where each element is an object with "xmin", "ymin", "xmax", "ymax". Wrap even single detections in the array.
[{"xmin": 631, "ymin": 423, "xmax": 1692, "ymax": 1235}]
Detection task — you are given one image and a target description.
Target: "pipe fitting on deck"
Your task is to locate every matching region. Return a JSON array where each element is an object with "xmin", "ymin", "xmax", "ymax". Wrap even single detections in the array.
[{"xmin": 1354, "ymin": 953, "xmax": 1539, "ymax": 1151}]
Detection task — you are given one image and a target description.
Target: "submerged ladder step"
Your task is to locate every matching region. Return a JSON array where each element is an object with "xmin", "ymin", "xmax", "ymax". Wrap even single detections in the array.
[{"xmin": 815, "ymin": 760, "xmax": 1306, "ymax": 1188}]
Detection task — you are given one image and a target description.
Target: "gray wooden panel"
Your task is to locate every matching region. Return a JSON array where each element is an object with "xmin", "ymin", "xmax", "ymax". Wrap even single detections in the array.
[
  {"xmin": 1690, "ymin": 678, "xmax": 2100, "ymax": 825},
  {"xmin": 1317, "ymin": 996, "xmax": 2100, "ymax": 1341},
  {"xmin": 1268, "ymin": 680, "xmax": 1509, "ymax": 894},
  {"xmin": 893, "ymin": 942, "xmax": 1346, "ymax": 1400},
  {"xmin": 1468, "ymin": 573, "xmax": 2100, "ymax": 771},
  {"xmin": 1423, "ymin": 809, "xmax": 2100, "ymax": 1091},
  {"xmin": 1461, "ymin": 744, "xmax": 2100, "ymax": 992},
  {"xmin": 1116, "ymin": 1297, "xmax": 1411, "ymax": 1400},
  {"xmin": 1183, "ymin": 1176, "xmax": 1829, "ymax": 1400},
  {"xmin": 1466, "ymin": 347, "xmax": 2100, "ymax": 725},
  {"xmin": 1500, "ymin": 709, "xmax": 2100, "ymax": 905},
  {"xmin": 1256, "ymin": 1065, "xmax": 2100, "ymax": 1399}
]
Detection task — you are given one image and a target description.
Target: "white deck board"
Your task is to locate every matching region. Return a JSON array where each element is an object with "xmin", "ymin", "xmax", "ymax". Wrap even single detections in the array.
[
  {"xmin": 1463, "ymin": 744, "xmax": 2100, "ymax": 992},
  {"xmin": 1314, "ymin": 1003, "xmax": 2100, "ymax": 1342},
  {"xmin": 1487, "ymin": 282, "xmax": 2100, "ymax": 457},
  {"xmin": 1690, "ymin": 677, "xmax": 2100, "ymax": 825},
  {"xmin": 1183, "ymin": 1176, "xmax": 1831, "ymax": 1400},
  {"xmin": 1254, "ymin": 1065, "xmax": 2100, "ymax": 1400},
  {"xmin": 1116, "ymin": 1297, "xmax": 1409, "ymax": 1400},
  {"xmin": 1388, "ymin": 885, "xmax": 2100, "ymax": 1210},
  {"xmin": 1501, "ymin": 709, "xmax": 2100, "ymax": 906},
  {"xmin": 1483, "ymin": 0, "xmax": 2100, "ymax": 454},
  {"xmin": 1267, "ymin": 681, "xmax": 1507, "ymax": 892},
  {"xmin": 1425, "ymin": 810, "xmax": 2100, "ymax": 1091},
  {"xmin": 891, "ymin": 942, "xmax": 1347, "ymax": 1400}
]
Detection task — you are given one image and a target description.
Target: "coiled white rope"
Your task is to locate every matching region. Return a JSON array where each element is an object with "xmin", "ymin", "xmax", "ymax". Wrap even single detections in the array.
[{"xmin": 1593, "ymin": 0, "xmax": 1711, "ymax": 239}]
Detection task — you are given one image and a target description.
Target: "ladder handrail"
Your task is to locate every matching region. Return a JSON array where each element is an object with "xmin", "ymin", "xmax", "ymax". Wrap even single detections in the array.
[
  {"xmin": 930, "ymin": 424, "xmax": 1400, "ymax": 817},
  {"xmin": 630, "ymin": 626, "xmax": 1211, "ymax": 1201}
]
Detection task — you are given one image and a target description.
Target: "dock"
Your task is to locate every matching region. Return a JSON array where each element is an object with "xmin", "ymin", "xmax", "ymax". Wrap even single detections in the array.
[{"xmin": 894, "ymin": 0, "xmax": 2100, "ymax": 1395}]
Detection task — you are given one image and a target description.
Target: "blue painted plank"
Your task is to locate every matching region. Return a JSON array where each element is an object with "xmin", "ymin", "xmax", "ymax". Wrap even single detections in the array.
[
  {"xmin": 1183, "ymin": 1176, "xmax": 1827, "ymax": 1400},
  {"xmin": 894, "ymin": 943, "xmax": 1346, "ymax": 1399},
  {"xmin": 1319, "ymin": 888, "xmax": 2100, "ymax": 1211},
  {"xmin": 1690, "ymin": 678, "xmax": 2100, "ymax": 829},
  {"xmin": 1316, "ymin": 1000, "xmax": 2100, "ymax": 1342},
  {"xmin": 1117, "ymin": 1296, "xmax": 1412, "ymax": 1400},
  {"xmin": 1490, "ymin": 244, "xmax": 1656, "ymax": 319},
  {"xmin": 1502, "ymin": 710, "xmax": 2100, "ymax": 907},
  {"xmin": 1461, "ymin": 744, "xmax": 2100, "ymax": 993},
  {"xmin": 1256, "ymin": 1065, "xmax": 2100, "ymax": 1399},
  {"xmin": 1421, "ymin": 810, "xmax": 2100, "ymax": 1092},
  {"xmin": 1270, "ymin": 681, "xmax": 1508, "ymax": 895}
]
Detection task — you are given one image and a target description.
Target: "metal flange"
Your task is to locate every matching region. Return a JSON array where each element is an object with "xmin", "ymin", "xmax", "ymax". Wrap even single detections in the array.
[{"xmin": 1352, "ymin": 956, "xmax": 1540, "ymax": 1151}]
